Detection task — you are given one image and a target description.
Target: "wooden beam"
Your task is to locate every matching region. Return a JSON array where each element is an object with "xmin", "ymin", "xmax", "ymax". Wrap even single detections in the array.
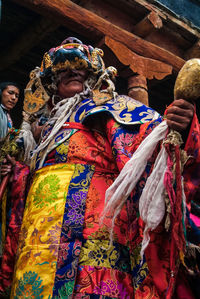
[
  {"xmin": 13, "ymin": 0, "xmax": 185, "ymax": 73},
  {"xmin": 102, "ymin": 36, "xmax": 172, "ymax": 80},
  {"xmin": 132, "ymin": 11, "xmax": 163, "ymax": 38},
  {"xmin": 0, "ymin": 16, "xmax": 59, "ymax": 71}
]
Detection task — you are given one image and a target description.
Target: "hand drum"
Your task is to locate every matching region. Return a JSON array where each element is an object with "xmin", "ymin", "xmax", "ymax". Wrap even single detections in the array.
[{"xmin": 174, "ymin": 58, "xmax": 200, "ymax": 103}]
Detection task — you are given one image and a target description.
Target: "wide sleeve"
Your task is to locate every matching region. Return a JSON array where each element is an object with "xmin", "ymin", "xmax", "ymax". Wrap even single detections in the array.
[
  {"xmin": 105, "ymin": 113, "xmax": 200, "ymax": 215},
  {"xmin": 104, "ymin": 115, "xmax": 163, "ymax": 226},
  {"xmin": 0, "ymin": 162, "xmax": 30, "ymax": 296},
  {"xmin": 105, "ymin": 116, "xmax": 162, "ymax": 172},
  {"xmin": 183, "ymin": 112, "xmax": 200, "ymax": 242}
]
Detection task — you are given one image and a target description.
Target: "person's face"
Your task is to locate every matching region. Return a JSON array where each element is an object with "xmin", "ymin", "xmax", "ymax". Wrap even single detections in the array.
[
  {"xmin": 1, "ymin": 85, "xmax": 19, "ymax": 111},
  {"xmin": 57, "ymin": 69, "xmax": 88, "ymax": 99}
]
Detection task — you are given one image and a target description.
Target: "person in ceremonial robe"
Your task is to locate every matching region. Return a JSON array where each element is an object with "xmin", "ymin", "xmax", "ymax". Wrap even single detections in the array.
[{"xmin": 0, "ymin": 37, "xmax": 199, "ymax": 298}]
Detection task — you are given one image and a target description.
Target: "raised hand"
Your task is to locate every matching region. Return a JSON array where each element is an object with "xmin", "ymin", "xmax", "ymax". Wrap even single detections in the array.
[{"xmin": 165, "ymin": 99, "xmax": 194, "ymax": 132}]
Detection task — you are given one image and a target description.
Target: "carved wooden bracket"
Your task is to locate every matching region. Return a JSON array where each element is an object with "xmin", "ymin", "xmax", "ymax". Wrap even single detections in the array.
[{"xmin": 100, "ymin": 36, "xmax": 172, "ymax": 80}]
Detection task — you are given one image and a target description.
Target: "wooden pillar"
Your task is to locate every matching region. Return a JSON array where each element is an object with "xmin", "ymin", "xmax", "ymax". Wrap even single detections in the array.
[{"xmin": 128, "ymin": 75, "xmax": 149, "ymax": 106}]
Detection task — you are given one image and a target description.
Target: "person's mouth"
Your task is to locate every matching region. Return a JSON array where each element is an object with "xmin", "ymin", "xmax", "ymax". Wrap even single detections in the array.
[
  {"xmin": 8, "ymin": 101, "xmax": 15, "ymax": 106},
  {"xmin": 66, "ymin": 76, "xmax": 84, "ymax": 83}
]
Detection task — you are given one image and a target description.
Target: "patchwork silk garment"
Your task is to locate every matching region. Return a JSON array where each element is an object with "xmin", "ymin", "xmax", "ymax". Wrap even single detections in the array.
[{"xmin": 10, "ymin": 96, "xmax": 200, "ymax": 299}]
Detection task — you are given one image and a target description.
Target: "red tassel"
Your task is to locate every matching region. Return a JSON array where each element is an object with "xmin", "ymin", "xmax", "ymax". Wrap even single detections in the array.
[{"xmin": 164, "ymin": 142, "xmax": 186, "ymax": 298}]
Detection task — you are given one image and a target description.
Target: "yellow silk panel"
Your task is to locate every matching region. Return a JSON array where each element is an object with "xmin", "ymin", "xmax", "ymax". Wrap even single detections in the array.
[{"xmin": 12, "ymin": 163, "xmax": 75, "ymax": 298}]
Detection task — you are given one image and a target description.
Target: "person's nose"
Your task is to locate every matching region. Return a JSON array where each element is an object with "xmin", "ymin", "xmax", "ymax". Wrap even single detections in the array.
[
  {"xmin": 11, "ymin": 94, "xmax": 17, "ymax": 101},
  {"xmin": 70, "ymin": 70, "xmax": 79, "ymax": 77}
]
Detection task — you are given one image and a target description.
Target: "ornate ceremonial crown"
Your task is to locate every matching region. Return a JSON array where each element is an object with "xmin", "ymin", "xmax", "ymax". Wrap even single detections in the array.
[
  {"xmin": 24, "ymin": 37, "xmax": 117, "ymax": 114},
  {"xmin": 40, "ymin": 37, "xmax": 105, "ymax": 77}
]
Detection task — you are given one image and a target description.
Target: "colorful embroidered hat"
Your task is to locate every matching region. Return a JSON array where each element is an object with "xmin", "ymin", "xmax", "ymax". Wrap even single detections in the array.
[
  {"xmin": 23, "ymin": 37, "xmax": 106, "ymax": 114},
  {"xmin": 23, "ymin": 37, "xmax": 118, "ymax": 114},
  {"xmin": 40, "ymin": 37, "xmax": 105, "ymax": 78}
]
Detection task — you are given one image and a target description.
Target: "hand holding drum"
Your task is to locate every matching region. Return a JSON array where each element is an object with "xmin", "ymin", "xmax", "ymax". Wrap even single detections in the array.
[{"xmin": 166, "ymin": 59, "xmax": 199, "ymax": 132}]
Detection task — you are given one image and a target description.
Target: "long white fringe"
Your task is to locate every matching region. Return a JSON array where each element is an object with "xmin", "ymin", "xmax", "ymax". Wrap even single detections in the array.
[{"xmin": 139, "ymin": 144, "xmax": 168, "ymax": 259}]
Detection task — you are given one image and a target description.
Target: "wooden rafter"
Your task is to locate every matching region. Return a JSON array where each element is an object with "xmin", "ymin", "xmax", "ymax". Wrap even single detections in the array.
[{"xmin": 132, "ymin": 11, "xmax": 163, "ymax": 38}]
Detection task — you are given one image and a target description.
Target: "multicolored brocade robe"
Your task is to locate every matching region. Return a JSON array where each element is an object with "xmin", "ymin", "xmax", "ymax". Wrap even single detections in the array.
[{"xmin": 10, "ymin": 111, "xmax": 200, "ymax": 299}]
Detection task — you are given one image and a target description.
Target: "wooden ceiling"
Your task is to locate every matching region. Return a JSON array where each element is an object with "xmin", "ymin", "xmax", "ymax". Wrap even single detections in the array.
[{"xmin": 1, "ymin": 0, "xmax": 200, "ymax": 127}]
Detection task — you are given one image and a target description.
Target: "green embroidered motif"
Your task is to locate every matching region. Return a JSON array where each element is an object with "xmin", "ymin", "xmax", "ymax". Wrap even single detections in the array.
[
  {"xmin": 14, "ymin": 271, "xmax": 44, "ymax": 298},
  {"xmin": 33, "ymin": 174, "xmax": 61, "ymax": 209},
  {"xmin": 54, "ymin": 281, "xmax": 74, "ymax": 298}
]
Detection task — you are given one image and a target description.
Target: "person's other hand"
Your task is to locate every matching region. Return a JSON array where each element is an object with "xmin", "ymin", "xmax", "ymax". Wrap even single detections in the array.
[
  {"xmin": 166, "ymin": 99, "xmax": 194, "ymax": 132},
  {"xmin": 0, "ymin": 155, "xmax": 16, "ymax": 177}
]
